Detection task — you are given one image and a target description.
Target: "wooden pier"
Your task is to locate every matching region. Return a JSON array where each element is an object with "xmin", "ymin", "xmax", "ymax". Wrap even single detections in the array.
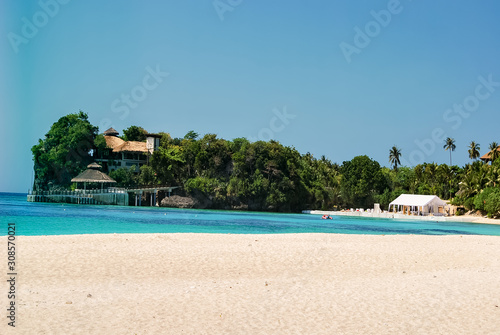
[
  {"xmin": 127, "ymin": 186, "xmax": 180, "ymax": 207},
  {"xmin": 27, "ymin": 186, "xmax": 180, "ymax": 207},
  {"xmin": 27, "ymin": 188, "xmax": 128, "ymax": 206}
]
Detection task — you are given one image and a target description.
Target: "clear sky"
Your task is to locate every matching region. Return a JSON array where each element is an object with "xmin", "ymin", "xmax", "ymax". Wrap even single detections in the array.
[{"xmin": 2, "ymin": 0, "xmax": 500, "ymax": 193}]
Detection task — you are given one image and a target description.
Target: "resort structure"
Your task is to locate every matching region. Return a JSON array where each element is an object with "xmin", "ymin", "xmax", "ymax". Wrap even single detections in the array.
[
  {"xmin": 27, "ymin": 128, "xmax": 181, "ymax": 207},
  {"xmin": 387, "ymin": 194, "xmax": 447, "ymax": 216},
  {"xmin": 95, "ymin": 127, "xmax": 161, "ymax": 173},
  {"xmin": 71, "ymin": 162, "xmax": 117, "ymax": 192},
  {"xmin": 480, "ymin": 145, "xmax": 500, "ymax": 163}
]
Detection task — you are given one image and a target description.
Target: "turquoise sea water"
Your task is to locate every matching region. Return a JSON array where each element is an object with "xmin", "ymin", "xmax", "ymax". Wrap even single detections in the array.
[{"xmin": 2, "ymin": 192, "xmax": 500, "ymax": 236}]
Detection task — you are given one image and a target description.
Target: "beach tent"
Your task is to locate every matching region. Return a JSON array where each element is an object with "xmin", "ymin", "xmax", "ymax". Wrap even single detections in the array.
[
  {"xmin": 388, "ymin": 194, "xmax": 447, "ymax": 216},
  {"xmin": 71, "ymin": 162, "xmax": 116, "ymax": 193}
]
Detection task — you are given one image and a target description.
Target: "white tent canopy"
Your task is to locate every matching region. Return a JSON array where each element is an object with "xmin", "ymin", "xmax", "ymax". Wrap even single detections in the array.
[{"xmin": 388, "ymin": 194, "xmax": 447, "ymax": 216}]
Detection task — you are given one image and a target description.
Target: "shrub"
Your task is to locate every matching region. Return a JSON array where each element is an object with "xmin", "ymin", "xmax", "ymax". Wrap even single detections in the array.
[
  {"xmin": 464, "ymin": 197, "xmax": 475, "ymax": 211},
  {"xmin": 474, "ymin": 187, "xmax": 500, "ymax": 216},
  {"xmin": 484, "ymin": 189, "xmax": 500, "ymax": 217},
  {"xmin": 109, "ymin": 166, "xmax": 137, "ymax": 188}
]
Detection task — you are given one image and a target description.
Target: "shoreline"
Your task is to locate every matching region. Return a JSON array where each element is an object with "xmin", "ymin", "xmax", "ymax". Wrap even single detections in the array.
[
  {"xmin": 10, "ymin": 191, "xmax": 499, "ymax": 225},
  {"xmin": 303, "ymin": 210, "xmax": 500, "ymax": 225},
  {"xmin": 2, "ymin": 233, "xmax": 500, "ymax": 334}
]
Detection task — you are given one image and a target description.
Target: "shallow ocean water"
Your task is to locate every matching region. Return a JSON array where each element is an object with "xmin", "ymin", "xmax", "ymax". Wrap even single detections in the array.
[{"xmin": 2, "ymin": 193, "xmax": 500, "ymax": 236}]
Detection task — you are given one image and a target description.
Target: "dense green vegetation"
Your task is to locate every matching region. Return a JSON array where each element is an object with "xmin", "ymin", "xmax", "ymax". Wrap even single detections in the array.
[
  {"xmin": 146, "ymin": 134, "xmax": 335, "ymax": 212},
  {"xmin": 121, "ymin": 125, "xmax": 147, "ymax": 142},
  {"xmin": 31, "ymin": 112, "xmax": 98, "ymax": 190},
  {"xmin": 32, "ymin": 113, "xmax": 500, "ymax": 216}
]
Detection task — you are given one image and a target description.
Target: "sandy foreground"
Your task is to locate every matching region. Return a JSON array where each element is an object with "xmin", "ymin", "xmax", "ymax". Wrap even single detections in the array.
[{"xmin": 1, "ymin": 233, "xmax": 500, "ymax": 335}]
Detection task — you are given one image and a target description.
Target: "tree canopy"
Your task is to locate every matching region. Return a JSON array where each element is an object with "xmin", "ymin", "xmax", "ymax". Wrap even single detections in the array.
[
  {"xmin": 468, "ymin": 141, "xmax": 480, "ymax": 160},
  {"xmin": 489, "ymin": 142, "xmax": 499, "ymax": 162},
  {"xmin": 31, "ymin": 111, "xmax": 98, "ymax": 190},
  {"xmin": 122, "ymin": 125, "xmax": 147, "ymax": 142},
  {"xmin": 340, "ymin": 155, "xmax": 387, "ymax": 208},
  {"xmin": 31, "ymin": 113, "xmax": 500, "ymax": 216}
]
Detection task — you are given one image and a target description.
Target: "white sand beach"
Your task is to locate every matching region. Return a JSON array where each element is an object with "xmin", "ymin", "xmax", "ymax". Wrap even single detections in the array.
[{"xmin": 2, "ymin": 233, "xmax": 500, "ymax": 334}]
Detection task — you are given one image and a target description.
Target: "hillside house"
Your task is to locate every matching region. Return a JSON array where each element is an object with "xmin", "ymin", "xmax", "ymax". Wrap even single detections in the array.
[{"xmin": 95, "ymin": 127, "xmax": 160, "ymax": 173}]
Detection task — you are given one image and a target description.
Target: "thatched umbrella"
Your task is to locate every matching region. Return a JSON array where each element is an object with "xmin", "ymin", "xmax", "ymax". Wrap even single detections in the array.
[{"xmin": 71, "ymin": 163, "xmax": 116, "ymax": 193}]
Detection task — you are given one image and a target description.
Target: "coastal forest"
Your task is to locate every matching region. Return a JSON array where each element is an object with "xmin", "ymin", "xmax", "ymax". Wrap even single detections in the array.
[{"xmin": 32, "ymin": 112, "xmax": 500, "ymax": 216}]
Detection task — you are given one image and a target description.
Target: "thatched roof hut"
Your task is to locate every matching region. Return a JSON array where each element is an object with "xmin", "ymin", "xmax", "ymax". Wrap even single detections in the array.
[
  {"xmin": 103, "ymin": 127, "xmax": 119, "ymax": 136},
  {"xmin": 71, "ymin": 163, "xmax": 116, "ymax": 192}
]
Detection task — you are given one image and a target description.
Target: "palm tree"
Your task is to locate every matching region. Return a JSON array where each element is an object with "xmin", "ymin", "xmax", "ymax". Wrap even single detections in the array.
[
  {"xmin": 443, "ymin": 137, "xmax": 456, "ymax": 165},
  {"xmin": 489, "ymin": 142, "xmax": 499, "ymax": 162},
  {"xmin": 388, "ymin": 146, "xmax": 402, "ymax": 171},
  {"xmin": 468, "ymin": 141, "xmax": 481, "ymax": 160}
]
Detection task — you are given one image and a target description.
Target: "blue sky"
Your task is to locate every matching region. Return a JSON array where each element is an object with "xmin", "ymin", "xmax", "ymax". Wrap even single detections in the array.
[{"xmin": 2, "ymin": 0, "xmax": 500, "ymax": 193}]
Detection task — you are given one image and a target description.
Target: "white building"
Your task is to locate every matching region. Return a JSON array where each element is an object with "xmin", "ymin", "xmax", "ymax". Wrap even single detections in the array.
[{"xmin": 388, "ymin": 194, "xmax": 447, "ymax": 216}]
